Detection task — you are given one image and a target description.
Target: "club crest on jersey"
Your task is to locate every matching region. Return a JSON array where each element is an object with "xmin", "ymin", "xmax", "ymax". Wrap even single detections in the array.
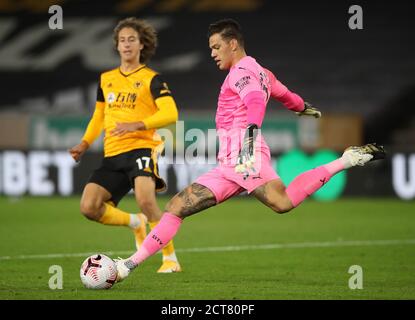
[
  {"xmin": 134, "ymin": 81, "xmax": 141, "ymax": 89},
  {"xmin": 107, "ymin": 92, "xmax": 116, "ymax": 103}
]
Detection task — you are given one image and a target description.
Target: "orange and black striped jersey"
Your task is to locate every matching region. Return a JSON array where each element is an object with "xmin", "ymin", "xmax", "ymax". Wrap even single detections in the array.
[{"xmin": 85, "ymin": 65, "xmax": 177, "ymax": 157}]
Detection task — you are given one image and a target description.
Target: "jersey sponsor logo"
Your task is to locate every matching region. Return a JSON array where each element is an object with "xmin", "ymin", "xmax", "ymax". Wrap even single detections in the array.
[
  {"xmin": 234, "ymin": 75, "xmax": 251, "ymax": 92},
  {"xmin": 116, "ymin": 92, "xmax": 137, "ymax": 103},
  {"xmin": 107, "ymin": 92, "xmax": 116, "ymax": 103},
  {"xmin": 152, "ymin": 234, "xmax": 163, "ymax": 246},
  {"xmin": 107, "ymin": 92, "xmax": 137, "ymax": 109}
]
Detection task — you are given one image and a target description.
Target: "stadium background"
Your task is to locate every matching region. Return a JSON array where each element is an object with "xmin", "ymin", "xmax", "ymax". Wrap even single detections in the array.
[{"xmin": 0, "ymin": 0, "xmax": 415, "ymax": 301}]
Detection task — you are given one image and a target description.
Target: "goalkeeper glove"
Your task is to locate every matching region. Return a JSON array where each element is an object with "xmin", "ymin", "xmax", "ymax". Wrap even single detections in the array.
[
  {"xmin": 295, "ymin": 102, "xmax": 322, "ymax": 118},
  {"xmin": 235, "ymin": 124, "xmax": 258, "ymax": 179}
]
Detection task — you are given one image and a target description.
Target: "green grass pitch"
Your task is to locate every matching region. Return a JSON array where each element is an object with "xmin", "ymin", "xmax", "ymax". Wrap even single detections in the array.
[{"xmin": 0, "ymin": 196, "xmax": 414, "ymax": 300}]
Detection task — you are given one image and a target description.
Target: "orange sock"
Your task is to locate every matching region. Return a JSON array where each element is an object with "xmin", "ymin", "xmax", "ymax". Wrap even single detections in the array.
[{"xmin": 98, "ymin": 202, "xmax": 131, "ymax": 226}]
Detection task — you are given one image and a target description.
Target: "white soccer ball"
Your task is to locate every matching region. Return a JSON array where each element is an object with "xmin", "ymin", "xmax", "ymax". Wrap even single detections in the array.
[{"xmin": 80, "ymin": 254, "xmax": 117, "ymax": 289}]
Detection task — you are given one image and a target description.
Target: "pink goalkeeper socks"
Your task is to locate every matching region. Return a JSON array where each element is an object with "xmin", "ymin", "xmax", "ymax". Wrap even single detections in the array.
[
  {"xmin": 128, "ymin": 212, "xmax": 183, "ymax": 266},
  {"xmin": 286, "ymin": 159, "xmax": 345, "ymax": 207}
]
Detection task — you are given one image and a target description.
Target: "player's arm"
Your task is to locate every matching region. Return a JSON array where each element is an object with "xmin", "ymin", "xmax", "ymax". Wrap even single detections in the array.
[
  {"xmin": 265, "ymin": 69, "xmax": 321, "ymax": 118},
  {"xmin": 237, "ymin": 89, "xmax": 265, "ymax": 172},
  {"xmin": 69, "ymin": 80, "xmax": 105, "ymax": 162},
  {"xmin": 142, "ymin": 95, "xmax": 178, "ymax": 129},
  {"xmin": 235, "ymin": 90, "xmax": 264, "ymax": 175},
  {"xmin": 69, "ymin": 101, "xmax": 104, "ymax": 162},
  {"xmin": 111, "ymin": 75, "xmax": 178, "ymax": 136},
  {"xmin": 235, "ymin": 122, "xmax": 259, "ymax": 176},
  {"xmin": 228, "ymin": 69, "xmax": 264, "ymax": 174}
]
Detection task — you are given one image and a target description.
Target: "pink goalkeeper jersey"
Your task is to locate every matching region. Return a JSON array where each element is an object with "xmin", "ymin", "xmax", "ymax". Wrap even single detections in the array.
[{"xmin": 216, "ymin": 56, "xmax": 289, "ymax": 165}]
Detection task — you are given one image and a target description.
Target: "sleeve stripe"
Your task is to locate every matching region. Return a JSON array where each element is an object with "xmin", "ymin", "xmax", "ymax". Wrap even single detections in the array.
[{"xmin": 96, "ymin": 76, "xmax": 105, "ymax": 102}]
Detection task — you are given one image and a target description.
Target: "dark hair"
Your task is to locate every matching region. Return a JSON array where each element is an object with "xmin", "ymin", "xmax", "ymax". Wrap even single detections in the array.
[
  {"xmin": 113, "ymin": 17, "xmax": 157, "ymax": 64},
  {"xmin": 207, "ymin": 18, "xmax": 245, "ymax": 48}
]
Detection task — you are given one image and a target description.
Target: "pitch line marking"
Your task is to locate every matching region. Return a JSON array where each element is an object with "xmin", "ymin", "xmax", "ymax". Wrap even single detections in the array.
[{"xmin": 1, "ymin": 239, "xmax": 415, "ymax": 261}]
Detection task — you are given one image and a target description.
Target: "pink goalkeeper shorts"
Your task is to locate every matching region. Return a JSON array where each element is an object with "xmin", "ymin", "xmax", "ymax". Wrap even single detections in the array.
[{"xmin": 195, "ymin": 151, "xmax": 280, "ymax": 204}]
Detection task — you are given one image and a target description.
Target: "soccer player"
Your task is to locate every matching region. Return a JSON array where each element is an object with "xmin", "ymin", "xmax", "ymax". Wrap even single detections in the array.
[
  {"xmin": 69, "ymin": 17, "xmax": 181, "ymax": 273},
  {"xmin": 114, "ymin": 19, "xmax": 385, "ymax": 281}
]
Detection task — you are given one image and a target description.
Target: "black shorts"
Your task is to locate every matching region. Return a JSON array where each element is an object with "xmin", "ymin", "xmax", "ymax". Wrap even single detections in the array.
[{"xmin": 88, "ymin": 148, "xmax": 166, "ymax": 206}]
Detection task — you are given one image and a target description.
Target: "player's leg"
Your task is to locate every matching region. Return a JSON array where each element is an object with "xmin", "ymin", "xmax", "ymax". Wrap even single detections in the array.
[
  {"xmin": 139, "ymin": 167, "xmax": 243, "ymax": 260},
  {"xmin": 115, "ymin": 182, "xmax": 217, "ymax": 281},
  {"xmin": 80, "ymin": 168, "xmax": 144, "ymax": 230},
  {"xmin": 131, "ymin": 183, "xmax": 217, "ymax": 263},
  {"xmin": 165, "ymin": 182, "xmax": 218, "ymax": 218},
  {"xmin": 134, "ymin": 176, "xmax": 182, "ymax": 273},
  {"xmin": 80, "ymin": 182, "xmax": 112, "ymax": 221},
  {"xmin": 252, "ymin": 179, "xmax": 293, "ymax": 213},
  {"xmin": 114, "ymin": 166, "xmax": 245, "ymax": 281},
  {"xmin": 253, "ymin": 143, "xmax": 386, "ymax": 212},
  {"xmin": 134, "ymin": 176, "xmax": 162, "ymax": 222},
  {"xmin": 114, "ymin": 165, "xmax": 244, "ymax": 281}
]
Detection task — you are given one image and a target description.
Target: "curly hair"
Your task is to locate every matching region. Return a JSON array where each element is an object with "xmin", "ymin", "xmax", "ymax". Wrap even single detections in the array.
[{"xmin": 113, "ymin": 17, "xmax": 158, "ymax": 64}]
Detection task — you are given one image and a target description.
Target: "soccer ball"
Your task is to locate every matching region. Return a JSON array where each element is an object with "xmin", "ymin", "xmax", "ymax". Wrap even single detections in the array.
[{"xmin": 80, "ymin": 254, "xmax": 117, "ymax": 289}]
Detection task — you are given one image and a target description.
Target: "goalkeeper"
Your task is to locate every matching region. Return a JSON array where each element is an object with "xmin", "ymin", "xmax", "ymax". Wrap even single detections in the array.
[{"xmin": 114, "ymin": 18, "xmax": 385, "ymax": 280}]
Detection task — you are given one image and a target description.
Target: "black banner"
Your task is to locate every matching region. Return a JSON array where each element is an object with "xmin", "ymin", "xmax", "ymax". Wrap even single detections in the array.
[{"xmin": 0, "ymin": 150, "xmax": 414, "ymax": 200}]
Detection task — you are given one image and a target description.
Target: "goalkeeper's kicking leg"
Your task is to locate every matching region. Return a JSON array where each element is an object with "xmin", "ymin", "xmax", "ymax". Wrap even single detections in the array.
[
  {"xmin": 115, "ymin": 183, "xmax": 217, "ymax": 282},
  {"xmin": 133, "ymin": 176, "xmax": 182, "ymax": 273}
]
